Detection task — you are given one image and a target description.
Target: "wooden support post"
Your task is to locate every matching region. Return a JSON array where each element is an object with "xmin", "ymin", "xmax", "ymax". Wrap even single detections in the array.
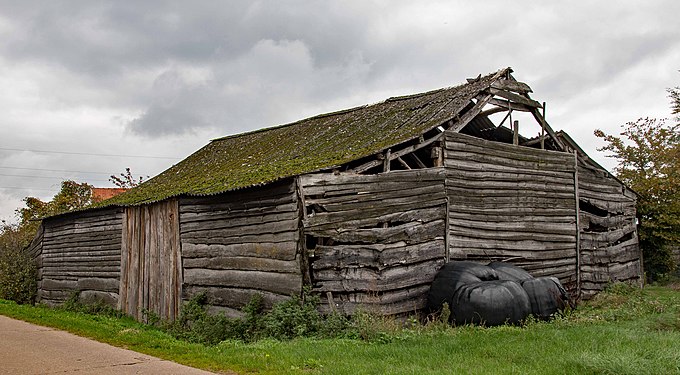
[
  {"xmin": 513, "ymin": 120, "xmax": 519, "ymax": 146},
  {"xmin": 396, "ymin": 156, "xmax": 412, "ymax": 170},
  {"xmin": 573, "ymin": 151, "xmax": 581, "ymax": 299},
  {"xmin": 431, "ymin": 145, "xmax": 443, "ymax": 167},
  {"xmin": 326, "ymin": 291, "xmax": 336, "ymax": 313},
  {"xmin": 295, "ymin": 177, "xmax": 312, "ymax": 288},
  {"xmin": 409, "ymin": 153, "xmax": 427, "ymax": 169},
  {"xmin": 445, "ymin": 196, "xmax": 451, "ymax": 262},
  {"xmin": 541, "ymin": 102, "xmax": 546, "ymax": 150},
  {"xmin": 383, "ymin": 149, "xmax": 391, "ymax": 172}
]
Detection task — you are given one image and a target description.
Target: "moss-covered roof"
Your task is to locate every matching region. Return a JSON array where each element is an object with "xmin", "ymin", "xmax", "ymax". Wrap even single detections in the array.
[{"xmin": 101, "ymin": 68, "xmax": 509, "ymax": 206}]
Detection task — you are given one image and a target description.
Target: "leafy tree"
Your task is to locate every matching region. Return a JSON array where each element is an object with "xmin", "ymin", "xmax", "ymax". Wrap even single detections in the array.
[
  {"xmin": 669, "ymin": 86, "xmax": 680, "ymax": 117},
  {"xmin": 594, "ymin": 115, "xmax": 680, "ymax": 281},
  {"xmin": 109, "ymin": 168, "xmax": 147, "ymax": 188},
  {"xmin": 0, "ymin": 180, "xmax": 94, "ymax": 303}
]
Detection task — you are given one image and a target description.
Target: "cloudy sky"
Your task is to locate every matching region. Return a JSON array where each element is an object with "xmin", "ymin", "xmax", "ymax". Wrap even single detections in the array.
[{"xmin": 1, "ymin": 1, "xmax": 679, "ymax": 222}]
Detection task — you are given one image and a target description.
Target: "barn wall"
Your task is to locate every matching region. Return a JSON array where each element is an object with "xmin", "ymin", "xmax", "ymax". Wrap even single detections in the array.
[
  {"xmin": 26, "ymin": 223, "xmax": 44, "ymax": 284},
  {"xmin": 39, "ymin": 207, "xmax": 123, "ymax": 306},
  {"xmin": 179, "ymin": 179, "xmax": 302, "ymax": 317},
  {"xmin": 119, "ymin": 199, "xmax": 182, "ymax": 321},
  {"xmin": 577, "ymin": 163, "xmax": 641, "ymax": 298},
  {"xmin": 301, "ymin": 169, "xmax": 447, "ymax": 315},
  {"xmin": 444, "ymin": 132, "xmax": 579, "ymax": 290}
]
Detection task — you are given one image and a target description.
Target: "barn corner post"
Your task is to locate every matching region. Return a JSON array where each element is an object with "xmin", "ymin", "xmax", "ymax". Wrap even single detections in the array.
[
  {"xmin": 573, "ymin": 150, "xmax": 582, "ymax": 300},
  {"xmin": 295, "ymin": 176, "xmax": 312, "ymax": 296}
]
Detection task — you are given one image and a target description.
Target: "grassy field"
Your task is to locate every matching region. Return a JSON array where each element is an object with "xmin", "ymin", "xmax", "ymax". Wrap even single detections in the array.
[{"xmin": 1, "ymin": 284, "xmax": 679, "ymax": 374}]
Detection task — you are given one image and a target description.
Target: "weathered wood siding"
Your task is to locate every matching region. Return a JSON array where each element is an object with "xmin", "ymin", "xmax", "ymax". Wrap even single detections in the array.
[
  {"xmin": 119, "ymin": 199, "xmax": 181, "ymax": 321},
  {"xmin": 577, "ymin": 163, "xmax": 641, "ymax": 298},
  {"xmin": 26, "ymin": 223, "xmax": 44, "ymax": 286},
  {"xmin": 179, "ymin": 180, "xmax": 301, "ymax": 317},
  {"xmin": 444, "ymin": 132, "xmax": 579, "ymax": 290},
  {"xmin": 39, "ymin": 208, "xmax": 123, "ymax": 306},
  {"xmin": 301, "ymin": 169, "xmax": 447, "ymax": 315}
]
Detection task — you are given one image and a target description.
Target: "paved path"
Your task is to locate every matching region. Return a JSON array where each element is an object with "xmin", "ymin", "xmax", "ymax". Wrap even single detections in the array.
[{"xmin": 0, "ymin": 315, "xmax": 218, "ymax": 374}]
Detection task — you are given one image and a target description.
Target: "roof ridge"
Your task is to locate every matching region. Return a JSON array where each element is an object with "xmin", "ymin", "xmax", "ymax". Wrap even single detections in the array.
[{"xmin": 210, "ymin": 67, "xmax": 511, "ymax": 143}]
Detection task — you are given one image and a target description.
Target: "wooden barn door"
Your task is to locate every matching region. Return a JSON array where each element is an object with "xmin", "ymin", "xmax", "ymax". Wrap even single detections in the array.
[{"xmin": 119, "ymin": 199, "xmax": 182, "ymax": 322}]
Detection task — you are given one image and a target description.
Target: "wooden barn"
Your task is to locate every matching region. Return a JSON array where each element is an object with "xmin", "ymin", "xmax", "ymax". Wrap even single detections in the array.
[{"xmin": 27, "ymin": 68, "xmax": 642, "ymax": 320}]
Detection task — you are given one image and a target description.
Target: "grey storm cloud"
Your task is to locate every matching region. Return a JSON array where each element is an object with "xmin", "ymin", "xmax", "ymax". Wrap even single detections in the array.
[
  {"xmin": 0, "ymin": 1, "xmax": 678, "ymax": 138},
  {"xmin": 2, "ymin": 0, "xmax": 680, "ymax": 222}
]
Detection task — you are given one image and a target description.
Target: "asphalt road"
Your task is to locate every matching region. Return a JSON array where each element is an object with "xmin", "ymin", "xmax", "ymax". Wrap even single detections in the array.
[{"xmin": 0, "ymin": 315, "xmax": 218, "ymax": 374}]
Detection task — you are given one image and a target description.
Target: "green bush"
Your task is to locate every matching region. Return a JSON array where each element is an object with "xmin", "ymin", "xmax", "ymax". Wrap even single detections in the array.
[
  {"xmin": 0, "ymin": 248, "xmax": 37, "ymax": 304},
  {"xmin": 262, "ymin": 288, "xmax": 322, "ymax": 339}
]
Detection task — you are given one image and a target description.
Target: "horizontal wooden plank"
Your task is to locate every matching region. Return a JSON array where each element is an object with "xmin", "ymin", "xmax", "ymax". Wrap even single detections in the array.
[
  {"xmin": 306, "ymin": 206, "xmax": 445, "ymax": 231},
  {"xmin": 43, "ymin": 240, "xmax": 122, "ymax": 255},
  {"xmin": 581, "ymin": 223, "xmax": 637, "ymax": 248},
  {"xmin": 311, "ymin": 239, "xmax": 445, "ymax": 270},
  {"xmin": 449, "ymin": 228, "xmax": 575, "ymax": 243},
  {"xmin": 455, "ymin": 247, "xmax": 576, "ymax": 261},
  {"xmin": 183, "ymin": 256, "xmax": 300, "ymax": 274},
  {"xmin": 306, "ymin": 220, "xmax": 445, "ymax": 245},
  {"xmin": 180, "ymin": 211, "xmax": 298, "ymax": 233},
  {"xmin": 313, "ymin": 259, "xmax": 445, "ymax": 293},
  {"xmin": 450, "ymin": 211, "xmax": 575, "ymax": 224},
  {"xmin": 181, "ymin": 242, "xmax": 298, "ymax": 261},
  {"xmin": 305, "ymin": 198, "xmax": 445, "ymax": 227},
  {"xmin": 179, "ymin": 202, "xmax": 298, "ymax": 218},
  {"xmin": 446, "ymin": 136, "xmax": 572, "ymax": 164},
  {"xmin": 444, "ymin": 150, "xmax": 574, "ymax": 173},
  {"xmin": 183, "ymin": 286, "xmax": 289, "ymax": 310},
  {"xmin": 304, "ymin": 183, "xmax": 443, "ymax": 208},
  {"xmin": 446, "ymin": 179, "xmax": 574, "ymax": 195},
  {"xmin": 44, "ymin": 223, "xmax": 121, "ymax": 237},
  {"xmin": 41, "ymin": 250, "xmax": 121, "ymax": 259},
  {"xmin": 42, "ymin": 236, "xmax": 122, "ymax": 249},
  {"xmin": 445, "ymin": 158, "xmax": 573, "ymax": 179},
  {"xmin": 446, "ymin": 169, "xmax": 574, "ymax": 185},
  {"xmin": 300, "ymin": 169, "xmax": 445, "ymax": 189},
  {"xmin": 41, "ymin": 277, "xmax": 119, "ymax": 292},
  {"xmin": 449, "ymin": 238, "xmax": 576, "ymax": 252},
  {"xmin": 184, "ymin": 268, "xmax": 302, "ymax": 295},
  {"xmin": 180, "ymin": 218, "xmax": 299, "ymax": 240},
  {"xmin": 41, "ymin": 271, "xmax": 120, "ymax": 278},
  {"xmin": 308, "ymin": 191, "xmax": 446, "ymax": 212},
  {"xmin": 448, "ymin": 194, "xmax": 576, "ymax": 209},
  {"xmin": 450, "ymin": 218, "xmax": 576, "ymax": 236},
  {"xmin": 180, "ymin": 230, "xmax": 298, "ymax": 246}
]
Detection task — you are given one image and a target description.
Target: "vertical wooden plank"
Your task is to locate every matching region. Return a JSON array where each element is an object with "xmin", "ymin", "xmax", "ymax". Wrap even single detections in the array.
[
  {"xmin": 151, "ymin": 203, "xmax": 160, "ymax": 319},
  {"xmin": 159, "ymin": 201, "xmax": 168, "ymax": 321},
  {"xmin": 512, "ymin": 120, "xmax": 519, "ymax": 146},
  {"xmin": 118, "ymin": 209, "xmax": 129, "ymax": 312},
  {"xmin": 295, "ymin": 177, "xmax": 311, "ymax": 287},
  {"xmin": 171, "ymin": 199, "xmax": 182, "ymax": 321},
  {"xmin": 128, "ymin": 207, "xmax": 140, "ymax": 318},
  {"xmin": 573, "ymin": 151, "xmax": 581, "ymax": 299},
  {"xmin": 540, "ymin": 102, "xmax": 546, "ymax": 150}
]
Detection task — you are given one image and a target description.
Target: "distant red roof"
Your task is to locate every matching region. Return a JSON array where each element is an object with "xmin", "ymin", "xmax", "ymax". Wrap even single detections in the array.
[{"xmin": 91, "ymin": 187, "xmax": 128, "ymax": 202}]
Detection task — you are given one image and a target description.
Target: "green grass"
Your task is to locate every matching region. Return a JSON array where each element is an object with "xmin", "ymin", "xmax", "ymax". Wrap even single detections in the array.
[{"xmin": 1, "ymin": 284, "xmax": 680, "ymax": 374}]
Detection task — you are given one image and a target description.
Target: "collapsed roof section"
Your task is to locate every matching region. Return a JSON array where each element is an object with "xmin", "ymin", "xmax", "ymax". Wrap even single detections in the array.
[{"xmin": 97, "ymin": 67, "xmax": 566, "ymax": 207}]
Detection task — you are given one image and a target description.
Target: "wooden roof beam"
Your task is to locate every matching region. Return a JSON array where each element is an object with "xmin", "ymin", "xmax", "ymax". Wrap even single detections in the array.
[
  {"xmin": 491, "ymin": 79, "xmax": 533, "ymax": 94},
  {"xmin": 489, "ymin": 87, "xmax": 542, "ymax": 109},
  {"xmin": 479, "ymin": 106, "xmax": 508, "ymax": 118},
  {"xmin": 531, "ymin": 108, "xmax": 566, "ymax": 151},
  {"xmin": 487, "ymin": 98, "xmax": 534, "ymax": 112}
]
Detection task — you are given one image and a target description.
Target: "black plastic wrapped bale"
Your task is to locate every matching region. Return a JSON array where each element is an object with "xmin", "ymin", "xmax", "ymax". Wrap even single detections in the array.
[
  {"xmin": 426, "ymin": 261, "xmax": 499, "ymax": 314},
  {"xmin": 487, "ymin": 261, "xmax": 533, "ymax": 282},
  {"xmin": 521, "ymin": 277, "xmax": 571, "ymax": 320},
  {"xmin": 450, "ymin": 280, "xmax": 531, "ymax": 326}
]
